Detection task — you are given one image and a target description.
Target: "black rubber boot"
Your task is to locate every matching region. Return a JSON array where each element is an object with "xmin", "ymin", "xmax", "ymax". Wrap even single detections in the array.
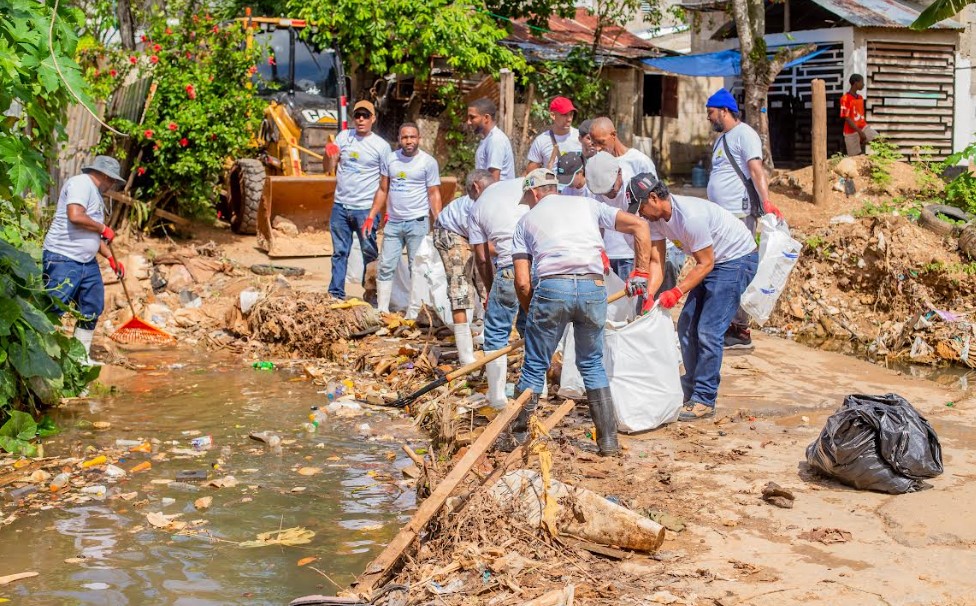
[
  {"xmin": 497, "ymin": 389, "xmax": 540, "ymax": 452},
  {"xmin": 586, "ymin": 386, "xmax": 620, "ymax": 456}
]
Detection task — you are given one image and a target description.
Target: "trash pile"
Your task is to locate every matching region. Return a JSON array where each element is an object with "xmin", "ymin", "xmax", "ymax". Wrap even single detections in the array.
[{"xmin": 767, "ymin": 214, "xmax": 976, "ymax": 367}]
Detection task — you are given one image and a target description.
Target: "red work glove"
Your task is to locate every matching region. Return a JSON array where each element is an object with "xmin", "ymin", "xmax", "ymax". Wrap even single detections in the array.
[
  {"xmin": 383, "ymin": 213, "xmax": 389, "ymax": 226},
  {"xmin": 100, "ymin": 225, "xmax": 116, "ymax": 243},
  {"xmin": 108, "ymin": 256, "xmax": 125, "ymax": 279},
  {"xmin": 600, "ymin": 250, "xmax": 610, "ymax": 276},
  {"xmin": 625, "ymin": 269, "xmax": 649, "ymax": 297},
  {"xmin": 325, "ymin": 142, "xmax": 340, "ymax": 159},
  {"xmin": 641, "ymin": 296, "xmax": 655, "ymax": 315},
  {"xmin": 763, "ymin": 199, "xmax": 784, "ymax": 220},
  {"xmin": 657, "ymin": 287, "xmax": 683, "ymax": 309},
  {"xmin": 361, "ymin": 216, "xmax": 375, "ymax": 237}
]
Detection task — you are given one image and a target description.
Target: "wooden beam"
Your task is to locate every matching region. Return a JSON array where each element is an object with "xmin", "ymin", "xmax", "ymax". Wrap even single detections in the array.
[{"xmin": 811, "ymin": 79, "xmax": 827, "ymax": 206}]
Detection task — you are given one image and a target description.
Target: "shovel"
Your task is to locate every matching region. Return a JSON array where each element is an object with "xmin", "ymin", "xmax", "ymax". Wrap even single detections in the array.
[{"xmin": 388, "ymin": 289, "xmax": 627, "ymax": 408}]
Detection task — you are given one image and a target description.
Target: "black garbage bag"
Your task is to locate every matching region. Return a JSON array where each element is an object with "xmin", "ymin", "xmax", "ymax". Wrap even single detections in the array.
[{"xmin": 805, "ymin": 393, "xmax": 943, "ymax": 494}]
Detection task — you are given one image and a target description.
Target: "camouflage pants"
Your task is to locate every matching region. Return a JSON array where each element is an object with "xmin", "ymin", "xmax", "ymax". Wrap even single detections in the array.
[{"xmin": 432, "ymin": 227, "xmax": 475, "ymax": 311}]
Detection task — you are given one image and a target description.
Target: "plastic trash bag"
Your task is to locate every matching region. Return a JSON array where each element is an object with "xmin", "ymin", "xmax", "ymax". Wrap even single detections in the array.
[
  {"xmin": 405, "ymin": 235, "xmax": 453, "ymax": 327},
  {"xmin": 346, "ymin": 237, "xmax": 365, "ymax": 287},
  {"xmin": 805, "ymin": 393, "xmax": 943, "ymax": 494},
  {"xmin": 740, "ymin": 214, "xmax": 801, "ymax": 325},
  {"xmin": 603, "ymin": 306, "xmax": 683, "ymax": 433}
]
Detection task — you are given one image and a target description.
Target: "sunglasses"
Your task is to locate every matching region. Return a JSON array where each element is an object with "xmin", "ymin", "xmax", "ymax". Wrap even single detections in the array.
[{"xmin": 353, "ymin": 111, "xmax": 372, "ymax": 120}]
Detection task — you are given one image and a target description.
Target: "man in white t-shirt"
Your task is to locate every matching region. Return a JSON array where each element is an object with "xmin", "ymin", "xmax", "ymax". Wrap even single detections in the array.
[
  {"xmin": 467, "ymin": 98, "xmax": 516, "ymax": 180},
  {"xmin": 506, "ymin": 169, "xmax": 652, "ymax": 455},
  {"xmin": 525, "ymin": 96, "xmax": 582, "ymax": 172},
  {"xmin": 42, "ymin": 155, "xmax": 127, "ymax": 363},
  {"xmin": 324, "ymin": 100, "xmax": 391, "ymax": 301},
  {"xmin": 365, "ymin": 123, "xmax": 442, "ymax": 313},
  {"xmin": 467, "ymin": 178, "xmax": 529, "ymax": 408},
  {"xmin": 627, "ymin": 173, "xmax": 759, "ymax": 422},
  {"xmin": 705, "ymin": 89, "xmax": 783, "ymax": 350},
  {"xmin": 432, "ymin": 169, "xmax": 497, "ymax": 364},
  {"xmin": 586, "ymin": 118, "xmax": 657, "ymax": 280}
]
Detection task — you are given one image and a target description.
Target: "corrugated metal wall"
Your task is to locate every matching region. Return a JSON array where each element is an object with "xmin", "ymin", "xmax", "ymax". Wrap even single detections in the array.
[{"xmin": 52, "ymin": 102, "xmax": 105, "ymax": 203}]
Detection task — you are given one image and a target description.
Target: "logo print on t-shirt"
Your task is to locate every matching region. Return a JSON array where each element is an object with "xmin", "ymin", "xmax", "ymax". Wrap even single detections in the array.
[
  {"xmin": 396, "ymin": 171, "xmax": 407, "ymax": 179},
  {"xmin": 672, "ymin": 239, "xmax": 685, "ymax": 251},
  {"xmin": 350, "ymin": 151, "xmax": 360, "ymax": 161}
]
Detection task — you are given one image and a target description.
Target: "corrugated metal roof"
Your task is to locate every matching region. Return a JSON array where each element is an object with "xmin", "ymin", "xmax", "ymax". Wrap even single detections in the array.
[
  {"xmin": 808, "ymin": 0, "xmax": 963, "ymax": 29},
  {"xmin": 505, "ymin": 8, "xmax": 670, "ymax": 62}
]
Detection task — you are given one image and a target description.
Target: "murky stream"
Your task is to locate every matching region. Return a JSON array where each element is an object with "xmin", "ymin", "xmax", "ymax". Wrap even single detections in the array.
[{"xmin": 0, "ymin": 354, "xmax": 416, "ymax": 605}]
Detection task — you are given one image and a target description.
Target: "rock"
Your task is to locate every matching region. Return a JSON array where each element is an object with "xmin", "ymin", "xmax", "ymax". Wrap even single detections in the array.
[
  {"xmin": 194, "ymin": 496, "xmax": 213, "ymax": 510},
  {"xmin": 835, "ymin": 157, "xmax": 858, "ymax": 178},
  {"xmin": 165, "ymin": 265, "xmax": 195, "ymax": 293},
  {"xmin": 272, "ymin": 216, "xmax": 299, "ymax": 236},
  {"xmin": 761, "ymin": 482, "xmax": 795, "ymax": 509}
]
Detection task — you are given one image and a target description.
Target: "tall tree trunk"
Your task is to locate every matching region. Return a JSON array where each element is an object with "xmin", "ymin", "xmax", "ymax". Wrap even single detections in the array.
[{"xmin": 117, "ymin": 0, "xmax": 136, "ymax": 50}]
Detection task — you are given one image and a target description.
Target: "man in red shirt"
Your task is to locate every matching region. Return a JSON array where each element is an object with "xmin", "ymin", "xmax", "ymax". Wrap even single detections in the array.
[{"xmin": 840, "ymin": 74, "xmax": 878, "ymax": 156}]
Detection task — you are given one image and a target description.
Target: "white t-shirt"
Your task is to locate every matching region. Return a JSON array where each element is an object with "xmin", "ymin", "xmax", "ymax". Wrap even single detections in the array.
[
  {"xmin": 526, "ymin": 128, "xmax": 582, "ymax": 168},
  {"xmin": 512, "ymin": 194, "xmax": 619, "ymax": 277},
  {"xmin": 467, "ymin": 179, "xmax": 528, "ymax": 270},
  {"xmin": 334, "ymin": 129, "xmax": 392, "ymax": 210},
  {"xmin": 43, "ymin": 174, "xmax": 105, "ymax": 263},
  {"xmin": 381, "ymin": 149, "xmax": 440, "ymax": 222},
  {"xmin": 475, "ymin": 126, "xmax": 516, "ymax": 180},
  {"xmin": 595, "ymin": 147, "xmax": 657, "ymax": 259},
  {"xmin": 646, "ymin": 194, "xmax": 756, "ymax": 265},
  {"xmin": 434, "ymin": 194, "xmax": 476, "ymax": 239},
  {"xmin": 707, "ymin": 122, "xmax": 763, "ymax": 215}
]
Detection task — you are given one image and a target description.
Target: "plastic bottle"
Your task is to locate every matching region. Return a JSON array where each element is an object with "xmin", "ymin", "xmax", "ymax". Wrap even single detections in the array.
[
  {"xmin": 82, "ymin": 455, "xmax": 106, "ymax": 468},
  {"xmin": 301, "ymin": 422, "xmax": 317, "ymax": 433},
  {"xmin": 252, "ymin": 361, "xmax": 275, "ymax": 370},
  {"xmin": 325, "ymin": 382, "xmax": 338, "ymax": 401},
  {"xmin": 190, "ymin": 436, "xmax": 214, "ymax": 451},
  {"xmin": 115, "ymin": 439, "xmax": 142, "ymax": 448},
  {"xmin": 81, "ymin": 485, "xmax": 107, "ymax": 498},
  {"xmin": 309, "ymin": 406, "xmax": 328, "ymax": 427},
  {"xmin": 130, "ymin": 461, "xmax": 152, "ymax": 473},
  {"xmin": 50, "ymin": 472, "xmax": 70, "ymax": 492}
]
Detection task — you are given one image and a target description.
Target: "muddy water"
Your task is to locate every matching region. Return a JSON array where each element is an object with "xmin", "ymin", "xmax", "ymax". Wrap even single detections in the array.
[{"xmin": 1, "ymin": 354, "xmax": 415, "ymax": 605}]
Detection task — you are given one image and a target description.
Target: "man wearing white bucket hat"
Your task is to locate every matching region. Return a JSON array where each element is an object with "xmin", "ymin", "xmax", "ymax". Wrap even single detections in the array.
[{"xmin": 42, "ymin": 155, "xmax": 127, "ymax": 363}]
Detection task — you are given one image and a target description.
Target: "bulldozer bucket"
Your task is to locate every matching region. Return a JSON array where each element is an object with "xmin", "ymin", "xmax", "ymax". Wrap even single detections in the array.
[{"xmin": 256, "ymin": 175, "xmax": 458, "ymax": 258}]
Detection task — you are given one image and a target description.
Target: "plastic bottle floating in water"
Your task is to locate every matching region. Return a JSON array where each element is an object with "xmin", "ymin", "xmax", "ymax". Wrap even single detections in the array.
[{"xmin": 252, "ymin": 361, "xmax": 275, "ymax": 370}]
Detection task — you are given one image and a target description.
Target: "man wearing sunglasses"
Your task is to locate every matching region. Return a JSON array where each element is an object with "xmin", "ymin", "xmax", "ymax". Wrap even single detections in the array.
[
  {"xmin": 324, "ymin": 100, "xmax": 391, "ymax": 301},
  {"xmin": 626, "ymin": 173, "xmax": 758, "ymax": 422}
]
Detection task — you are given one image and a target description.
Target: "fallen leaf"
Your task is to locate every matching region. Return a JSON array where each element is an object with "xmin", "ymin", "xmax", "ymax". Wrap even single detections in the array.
[
  {"xmin": 146, "ymin": 511, "xmax": 187, "ymax": 531},
  {"xmin": 0, "ymin": 571, "xmax": 38, "ymax": 585},
  {"xmin": 239, "ymin": 527, "xmax": 315, "ymax": 548},
  {"xmin": 194, "ymin": 496, "xmax": 213, "ymax": 510},
  {"xmin": 297, "ymin": 467, "xmax": 320, "ymax": 476},
  {"xmin": 297, "ymin": 556, "xmax": 318, "ymax": 567},
  {"xmin": 93, "ymin": 422, "xmax": 111, "ymax": 430}
]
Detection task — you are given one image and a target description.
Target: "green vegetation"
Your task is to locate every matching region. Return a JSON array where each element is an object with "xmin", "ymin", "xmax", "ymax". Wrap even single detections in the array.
[
  {"xmin": 803, "ymin": 235, "xmax": 833, "ymax": 258},
  {"xmin": 529, "ymin": 46, "xmax": 609, "ymax": 124},
  {"xmin": 853, "ymin": 196, "xmax": 923, "ymax": 220},
  {"xmin": 920, "ymin": 260, "xmax": 976, "ymax": 276},
  {"xmin": 0, "ymin": 0, "xmax": 101, "ymax": 421},
  {"xmin": 942, "ymin": 138, "xmax": 976, "ymax": 215},
  {"xmin": 867, "ymin": 137, "xmax": 903, "ymax": 189}
]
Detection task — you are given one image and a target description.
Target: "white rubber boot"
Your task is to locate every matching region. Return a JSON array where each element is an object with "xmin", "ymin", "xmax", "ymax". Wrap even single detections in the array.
[
  {"xmin": 73, "ymin": 328, "xmax": 101, "ymax": 367},
  {"xmin": 485, "ymin": 353, "xmax": 508, "ymax": 410},
  {"xmin": 376, "ymin": 280, "xmax": 393, "ymax": 313},
  {"xmin": 453, "ymin": 322, "xmax": 476, "ymax": 365}
]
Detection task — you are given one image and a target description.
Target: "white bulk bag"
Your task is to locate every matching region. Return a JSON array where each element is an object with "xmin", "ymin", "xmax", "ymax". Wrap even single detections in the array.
[
  {"xmin": 603, "ymin": 306, "xmax": 683, "ymax": 433},
  {"xmin": 557, "ymin": 326, "xmax": 586, "ymax": 399},
  {"xmin": 404, "ymin": 235, "xmax": 454, "ymax": 327},
  {"xmin": 740, "ymin": 215, "xmax": 801, "ymax": 325},
  {"xmin": 346, "ymin": 237, "xmax": 365, "ymax": 287}
]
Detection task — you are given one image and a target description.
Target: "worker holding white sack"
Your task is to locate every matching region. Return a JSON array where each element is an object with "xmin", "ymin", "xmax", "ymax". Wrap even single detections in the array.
[{"xmin": 627, "ymin": 173, "xmax": 758, "ymax": 422}]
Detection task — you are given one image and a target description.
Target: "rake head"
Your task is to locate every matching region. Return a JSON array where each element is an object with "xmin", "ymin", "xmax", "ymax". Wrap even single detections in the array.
[{"xmin": 110, "ymin": 315, "xmax": 176, "ymax": 345}]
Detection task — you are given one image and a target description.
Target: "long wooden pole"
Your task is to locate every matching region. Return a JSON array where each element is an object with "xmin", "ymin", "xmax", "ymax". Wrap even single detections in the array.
[{"xmin": 811, "ymin": 78, "xmax": 828, "ymax": 205}]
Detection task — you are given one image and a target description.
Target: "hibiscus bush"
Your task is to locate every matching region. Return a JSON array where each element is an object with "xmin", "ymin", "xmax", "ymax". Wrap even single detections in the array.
[{"xmin": 94, "ymin": 13, "xmax": 265, "ymax": 222}]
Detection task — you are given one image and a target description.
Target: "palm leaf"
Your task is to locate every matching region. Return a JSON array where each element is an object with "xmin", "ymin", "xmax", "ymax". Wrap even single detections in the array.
[{"xmin": 911, "ymin": 0, "xmax": 972, "ymax": 29}]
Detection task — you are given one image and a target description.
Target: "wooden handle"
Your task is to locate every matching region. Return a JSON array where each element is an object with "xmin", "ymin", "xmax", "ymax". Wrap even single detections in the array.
[{"xmin": 107, "ymin": 242, "xmax": 137, "ymax": 318}]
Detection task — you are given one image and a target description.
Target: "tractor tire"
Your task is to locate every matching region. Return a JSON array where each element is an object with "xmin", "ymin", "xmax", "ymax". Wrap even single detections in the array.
[
  {"xmin": 919, "ymin": 204, "xmax": 973, "ymax": 237},
  {"xmin": 229, "ymin": 158, "xmax": 266, "ymax": 235},
  {"xmin": 959, "ymin": 224, "xmax": 976, "ymax": 261}
]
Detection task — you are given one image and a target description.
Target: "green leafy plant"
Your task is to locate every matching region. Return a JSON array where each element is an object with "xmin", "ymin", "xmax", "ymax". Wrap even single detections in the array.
[
  {"xmin": 438, "ymin": 83, "xmax": 478, "ymax": 177},
  {"xmin": 92, "ymin": 12, "xmax": 265, "ymax": 222},
  {"xmin": 942, "ymin": 137, "xmax": 976, "ymax": 215},
  {"xmin": 0, "ymin": 410, "xmax": 59, "ymax": 456},
  {"xmin": 866, "ymin": 136, "xmax": 902, "ymax": 189},
  {"xmin": 529, "ymin": 46, "xmax": 609, "ymax": 124},
  {"xmin": 1, "ymin": 0, "xmax": 102, "ymax": 419}
]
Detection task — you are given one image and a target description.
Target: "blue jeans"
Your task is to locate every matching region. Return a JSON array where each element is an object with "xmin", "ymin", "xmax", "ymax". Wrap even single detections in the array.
[
  {"xmin": 678, "ymin": 251, "xmax": 759, "ymax": 407},
  {"xmin": 43, "ymin": 250, "xmax": 104, "ymax": 330},
  {"xmin": 483, "ymin": 266, "xmax": 527, "ymax": 351},
  {"xmin": 608, "ymin": 258, "xmax": 633, "ymax": 280},
  {"xmin": 377, "ymin": 216, "xmax": 429, "ymax": 282},
  {"xmin": 517, "ymin": 277, "xmax": 608, "ymax": 394},
  {"xmin": 329, "ymin": 204, "xmax": 378, "ymax": 299}
]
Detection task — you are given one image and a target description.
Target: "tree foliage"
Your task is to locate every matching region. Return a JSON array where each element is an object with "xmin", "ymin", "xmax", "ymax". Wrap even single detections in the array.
[
  {"xmin": 0, "ymin": 0, "xmax": 101, "ymax": 419},
  {"xmin": 911, "ymin": 0, "xmax": 972, "ymax": 29},
  {"xmin": 288, "ymin": 0, "xmax": 528, "ymax": 80}
]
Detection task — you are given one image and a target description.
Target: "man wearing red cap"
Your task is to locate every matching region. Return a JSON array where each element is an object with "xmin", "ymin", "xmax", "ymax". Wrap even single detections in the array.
[{"xmin": 525, "ymin": 96, "xmax": 582, "ymax": 173}]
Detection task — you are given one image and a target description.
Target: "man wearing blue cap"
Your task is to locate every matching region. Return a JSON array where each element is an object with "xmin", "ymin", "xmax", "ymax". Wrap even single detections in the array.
[{"xmin": 705, "ymin": 89, "xmax": 782, "ymax": 351}]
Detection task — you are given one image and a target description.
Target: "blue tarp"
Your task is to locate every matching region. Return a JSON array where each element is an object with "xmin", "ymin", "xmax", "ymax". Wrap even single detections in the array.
[{"xmin": 643, "ymin": 47, "xmax": 828, "ymax": 77}]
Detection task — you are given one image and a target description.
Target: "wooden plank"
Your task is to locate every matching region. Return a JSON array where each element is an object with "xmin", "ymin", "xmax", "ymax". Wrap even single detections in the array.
[
  {"xmin": 811, "ymin": 79, "xmax": 828, "ymax": 207},
  {"xmin": 152, "ymin": 207, "xmax": 191, "ymax": 227}
]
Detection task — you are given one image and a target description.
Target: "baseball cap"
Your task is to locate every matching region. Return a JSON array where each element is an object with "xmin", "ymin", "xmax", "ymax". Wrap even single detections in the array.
[
  {"xmin": 549, "ymin": 96, "xmax": 576, "ymax": 115},
  {"xmin": 626, "ymin": 172, "xmax": 661, "ymax": 214},
  {"xmin": 584, "ymin": 151, "xmax": 620, "ymax": 195},
  {"xmin": 352, "ymin": 100, "xmax": 375, "ymax": 115},
  {"xmin": 523, "ymin": 168, "xmax": 558, "ymax": 192},
  {"xmin": 555, "ymin": 152, "xmax": 584, "ymax": 188},
  {"xmin": 578, "ymin": 119, "xmax": 593, "ymax": 137}
]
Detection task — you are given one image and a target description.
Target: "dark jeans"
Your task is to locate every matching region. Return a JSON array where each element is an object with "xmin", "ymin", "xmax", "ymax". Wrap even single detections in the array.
[
  {"xmin": 483, "ymin": 266, "xmax": 527, "ymax": 351},
  {"xmin": 678, "ymin": 251, "xmax": 758, "ymax": 407},
  {"xmin": 43, "ymin": 250, "xmax": 104, "ymax": 330},
  {"xmin": 608, "ymin": 258, "xmax": 633, "ymax": 281},
  {"xmin": 516, "ymin": 277, "xmax": 608, "ymax": 394},
  {"xmin": 329, "ymin": 204, "xmax": 377, "ymax": 299}
]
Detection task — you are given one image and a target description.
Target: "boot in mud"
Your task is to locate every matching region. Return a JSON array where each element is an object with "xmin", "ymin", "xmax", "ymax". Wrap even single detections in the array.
[
  {"xmin": 586, "ymin": 386, "xmax": 620, "ymax": 456},
  {"xmin": 496, "ymin": 389, "xmax": 539, "ymax": 452}
]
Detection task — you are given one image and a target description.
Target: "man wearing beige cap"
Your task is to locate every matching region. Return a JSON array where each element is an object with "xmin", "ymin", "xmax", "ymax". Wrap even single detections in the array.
[
  {"xmin": 324, "ymin": 100, "xmax": 391, "ymax": 301},
  {"xmin": 42, "ymin": 155, "xmax": 126, "ymax": 363},
  {"xmin": 525, "ymin": 96, "xmax": 582, "ymax": 172},
  {"xmin": 505, "ymin": 168, "xmax": 652, "ymax": 455}
]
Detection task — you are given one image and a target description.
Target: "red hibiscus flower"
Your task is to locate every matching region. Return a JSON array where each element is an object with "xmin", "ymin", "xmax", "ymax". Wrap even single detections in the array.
[
  {"xmin": 186, "ymin": 85, "xmax": 196, "ymax": 100},
  {"xmin": 179, "ymin": 137, "xmax": 189, "ymax": 147},
  {"xmin": 153, "ymin": 43, "xmax": 161, "ymax": 52},
  {"xmin": 137, "ymin": 167, "xmax": 146, "ymax": 176},
  {"xmin": 168, "ymin": 122, "xmax": 178, "ymax": 131},
  {"xmin": 129, "ymin": 56, "xmax": 137, "ymax": 64},
  {"xmin": 141, "ymin": 35, "xmax": 148, "ymax": 43},
  {"xmin": 150, "ymin": 55, "xmax": 159, "ymax": 64},
  {"xmin": 144, "ymin": 129, "xmax": 153, "ymax": 139},
  {"xmin": 109, "ymin": 69, "xmax": 117, "ymax": 77},
  {"xmin": 248, "ymin": 65, "xmax": 257, "ymax": 75},
  {"xmin": 165, "ymin": 27, "xmax": 172, "ymax": 35}
]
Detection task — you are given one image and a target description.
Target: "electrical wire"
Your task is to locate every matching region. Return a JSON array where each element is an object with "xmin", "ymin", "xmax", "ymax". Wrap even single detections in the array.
[{"xmin": 48, "ymin": 0, "xmax": 128, "ymax": 136}]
